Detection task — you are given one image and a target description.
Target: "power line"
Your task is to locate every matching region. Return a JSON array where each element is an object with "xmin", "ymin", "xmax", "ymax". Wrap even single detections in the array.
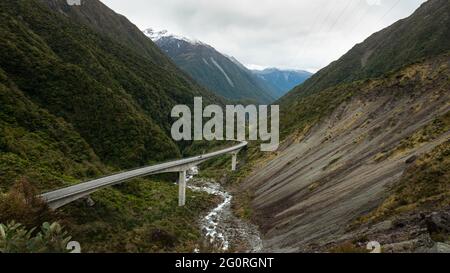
[
  {"xmin": 300, "ymin": 1, "xmax": 335, "ymax": 61},
  {"xmin": 296, "ymin": 2, "xmax": 327, "ymax": 56},
  {"xmin": 367, "ymin": 0, "xmax": 404, "ymax": 54},
  {"xmin": 360, "ymin": 0, "xmax": 403, "ymax": 34},
  {"xmin": 309, "ymin": 1, "xmax": 330, "ymax": 34},
  {"xmin": 349, "ymin": 0, "xmax": 374, "ymax": 35},
  {"xmin": 298, "ymin": 0, "xmax": 402, "ymax": 69},
  {"xmin": 299, "ymin": 1, "xmax": 340, "ymax": 59},
  {"xmin": 327, "ymin": 0, "xmax": 355, "ymax": 34},
  {"xmin": 315, "ymin": 1, "xmax": 341, "ymax": 35},
  {"xmin": 378, "ymin": 0, "xmax": 402, "ymax": 24},
  {"xmin": 351, "ymin": 0, "xmax": 403, "ymax": 43}
]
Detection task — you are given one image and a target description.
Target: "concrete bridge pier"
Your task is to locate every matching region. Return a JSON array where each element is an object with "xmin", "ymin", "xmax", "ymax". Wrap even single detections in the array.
[
  {"xmin": 178, "ymin": 170, "xmax": 187, "ymax": 206},
  {"xmin": 231, "ymin": 151, "xmax": 239, "ymax": 171}
]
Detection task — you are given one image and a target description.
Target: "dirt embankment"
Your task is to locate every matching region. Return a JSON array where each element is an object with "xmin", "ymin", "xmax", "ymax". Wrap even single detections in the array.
[{"xmin": 241, "ymin": 60, "xmax": 450, "ymax": 252}]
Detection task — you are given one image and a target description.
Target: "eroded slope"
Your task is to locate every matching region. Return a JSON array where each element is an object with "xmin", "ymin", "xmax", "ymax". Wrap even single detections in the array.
[{"xmin": 242, "ymin": 57, "xmax": 450, "ymax": 252}]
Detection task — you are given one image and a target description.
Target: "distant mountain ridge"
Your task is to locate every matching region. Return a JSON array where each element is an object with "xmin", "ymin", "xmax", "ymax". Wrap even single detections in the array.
[
  {"xmin": 144, "ymin": 28, "xmax": 277, "ymax": 104},
  {"xmin": 252, "ymin": 68, "xmax": 312, "ymax": 99}
]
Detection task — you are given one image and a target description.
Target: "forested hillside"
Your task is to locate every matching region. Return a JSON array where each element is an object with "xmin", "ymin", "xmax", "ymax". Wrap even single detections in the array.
[
  {"xmin": 0, "ymin": 0, "xmax": 224, "ymax": 252},
  {"xmin": 0, "ymin": 0, "xmax": 223, "ymax": 176}
]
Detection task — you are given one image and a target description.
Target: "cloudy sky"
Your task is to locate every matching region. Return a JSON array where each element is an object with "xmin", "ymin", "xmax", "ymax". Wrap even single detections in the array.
[{"xmin": 100, "ymin": 0, "xmax": 426, "ymax": 72}]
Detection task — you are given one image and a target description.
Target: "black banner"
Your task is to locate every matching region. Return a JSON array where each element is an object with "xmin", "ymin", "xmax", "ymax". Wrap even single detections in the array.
[{"xmin": 0, "ymin": 253, "xmax": 445, "ymax": 272}]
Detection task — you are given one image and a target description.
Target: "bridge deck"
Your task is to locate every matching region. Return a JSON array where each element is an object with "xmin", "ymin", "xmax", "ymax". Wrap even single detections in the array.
[{"xmin": 40, "ymin": 141, "xmax": 247, "ymax": 209}]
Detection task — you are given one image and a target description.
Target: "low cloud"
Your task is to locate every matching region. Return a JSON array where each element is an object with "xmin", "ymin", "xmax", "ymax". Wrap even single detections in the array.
[{"xmin": 101, "ymin": 0, "xmax": 426, "ymax": 72}]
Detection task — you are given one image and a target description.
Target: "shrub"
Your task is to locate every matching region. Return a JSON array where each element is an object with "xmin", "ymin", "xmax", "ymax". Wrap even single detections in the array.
[
  {"xmin": 0, "ymin": 221, "xmax": 72, "ymax": 253},
  {"xmin": 0, "ymin": 178, "xmax": 55, "ymax": 229},
  {"xmin": 329, "ymin": 242, "xmax": 369, "ymax": 253}
]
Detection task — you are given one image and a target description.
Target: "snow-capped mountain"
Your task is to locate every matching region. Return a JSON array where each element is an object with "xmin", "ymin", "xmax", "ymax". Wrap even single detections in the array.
[
  {"xmin": 252, "ymin": 68, "xmax": 312, "ymax": 98},
  {"xmin": 143, "ymin": 28, "xmax": 205, "ymax": 46},
  {"xmin": 143, "ymin": 28, "xmax": 276, "ymax": 104},
  {"xmin": 143, "ymin": 28, "xmax": 170, "ymax": 41}
]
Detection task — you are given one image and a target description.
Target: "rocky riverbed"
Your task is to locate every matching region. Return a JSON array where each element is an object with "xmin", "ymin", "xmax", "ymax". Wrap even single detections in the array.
[{"xmin": 187, "ymin": 173, "xmax": 263, "ymax": 253}]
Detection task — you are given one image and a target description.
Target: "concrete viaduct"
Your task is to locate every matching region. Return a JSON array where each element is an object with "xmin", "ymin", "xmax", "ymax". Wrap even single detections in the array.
[{"xmin": 40, "ymin": 142, "xmax": 247, "ymax": 209}]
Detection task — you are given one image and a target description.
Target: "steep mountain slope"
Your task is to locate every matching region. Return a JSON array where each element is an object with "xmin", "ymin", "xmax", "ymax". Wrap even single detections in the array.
[
  {"xmin": 0, "ymin": 0, "xmax": 223, "ymax": 252},
  {"xmin": 252, "ymin": 68, "xmax": 312, "ymax": 99},
  {"xmin": 42, "ymin": 0, "xmax": 168, "ymax": 64},
  {"xmin": 144, "ymin": 29, "xmax": 276, "ymax": 104},
  {"xmin": 0, "ymin": 67, "xmax": 104, "ymax": 192},
  {"xmin": 0, "ymin": 0, "xmax": 222, "ymax": 172},
  {"xmin": 244, "ymin": 57, "xmax": 449, "ymax": 252},
  {"xmin": 238, "ymin": 0, "xmax": 450, "ymax": 252}
]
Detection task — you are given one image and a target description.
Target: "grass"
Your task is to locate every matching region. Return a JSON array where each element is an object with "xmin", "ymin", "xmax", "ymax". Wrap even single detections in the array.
[
  {"xmin": 375, "ymin": 112, "xmax": 450, "ymax": 162},
  {"xmin": 355, "ymin": 140, "xmax": 450, "ymax": 226},
  {"xmin": 0, "ymin": 175, "xmax": 218, "ymax": 253},
  {"xmin": 328, "ymin": 242, "xmax": 370, "ymax": 253},
  {"xmin": 59, "ymin": 177, "xmax": 217, "ymax": 253}
]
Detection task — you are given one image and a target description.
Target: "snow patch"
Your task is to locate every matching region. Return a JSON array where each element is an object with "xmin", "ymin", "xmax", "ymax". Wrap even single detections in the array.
[
  {"xmin": 210, "ymin": 57, "xmax": 235, "ymax": 88},
  {"xmin": 142, "ymin": 28, "xmax": 169, "ymax": 41},
  {"xmin": 142, "ymin": 28, "xmax": 206, "ymax": 46}
]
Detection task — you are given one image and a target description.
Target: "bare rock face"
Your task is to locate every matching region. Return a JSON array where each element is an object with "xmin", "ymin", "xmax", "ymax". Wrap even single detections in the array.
[
  {"xmin": 430, "ymin": 243, "xmax": 450, "ymax": 253},
  {"xmin": 405, "ymin": 155, "xmax": 418, "ymax": 164},
  {"xmin": 384, "ymin": 234, "xmax": 434, "ymax": 253},
  {"xmin": 425, "ymin": 211, "xmax": 450, "ymax": 234},
  {"xmin": 241, "ymin": 58, "xmax": 450, "ymax": 252},
  {"xmin": 418, "ymin": 242, "xmax": 450, "ymax": 253}
]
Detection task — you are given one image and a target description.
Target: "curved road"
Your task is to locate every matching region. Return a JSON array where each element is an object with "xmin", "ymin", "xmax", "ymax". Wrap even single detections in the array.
[{"xmin": 41, "ymin": 141, "xmax": 247, "ymax": 209}]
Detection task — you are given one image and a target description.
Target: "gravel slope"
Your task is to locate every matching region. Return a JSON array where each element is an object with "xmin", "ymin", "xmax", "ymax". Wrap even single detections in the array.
[{"xmin": 242, "ymin": 59, "xmax": 450, "ymax": 252}]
